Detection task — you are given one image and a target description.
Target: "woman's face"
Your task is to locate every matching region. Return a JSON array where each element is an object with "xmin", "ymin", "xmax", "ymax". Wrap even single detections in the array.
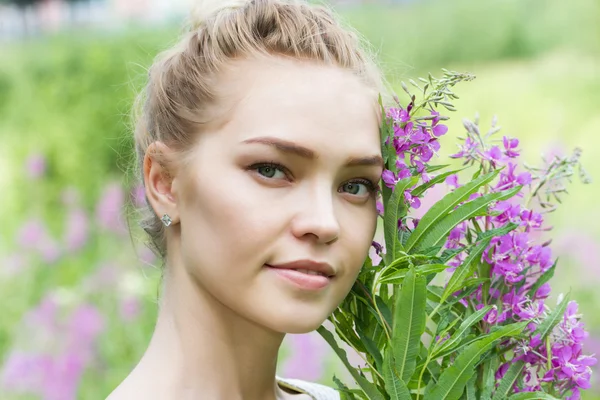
[{"xmin": 170, "ymin": 56, "xmax": 383, "ymax": 334}]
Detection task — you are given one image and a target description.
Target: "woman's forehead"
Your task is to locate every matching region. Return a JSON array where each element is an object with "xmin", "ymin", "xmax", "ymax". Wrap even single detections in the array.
[{"xmin": 216, "ymin": 56, "xmax": 381, "ymax": 149}]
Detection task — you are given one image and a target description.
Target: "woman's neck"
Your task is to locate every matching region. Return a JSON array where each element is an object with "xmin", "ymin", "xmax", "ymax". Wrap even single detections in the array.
[{"xmin": 108, "ymin": 263, "xmax": 289, "ymax": 400}]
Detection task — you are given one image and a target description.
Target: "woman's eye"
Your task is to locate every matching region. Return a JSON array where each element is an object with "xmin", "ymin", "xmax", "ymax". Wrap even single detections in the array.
[
  {"xmin": 253, "ymin": 163, "xmax": 287, "ymax": 179},
  {"xmin": 250, "ymin": 162, "xmax": 379, "ymax": 198},
  {"xmin": 341, "ymin": 180, "xmax": 379, "ymax": 197}
]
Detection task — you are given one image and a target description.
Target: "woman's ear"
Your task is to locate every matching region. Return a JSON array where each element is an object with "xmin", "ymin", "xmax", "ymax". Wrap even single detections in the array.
[{"xmin": 144, "ymin": 141, "xmax": 179, "ymax": 225}]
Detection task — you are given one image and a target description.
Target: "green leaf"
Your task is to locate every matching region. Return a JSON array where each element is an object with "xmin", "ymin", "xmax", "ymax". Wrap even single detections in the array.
[
  {"xmin": 380, "ymin": 263, "xmax": 451, "ymax": 284},
  {"xmin": 533, "ymin": 292, "xmax": 571, "ymax": 341},
  {"xmin": 471, "ymin": 166, "xmax": 483, "ymax": 180},
  {"xmin": 424, "ymin": 378, "xmax": 438, "ymax": 398},
  {"xmin": 430, "ymin": 334, "xmax": 478, "ymax": 362},
  {"xmin": 332, "ymin": 375, "xmax": 360, "ymax": 400},
  {"xmin": 439, "ymin": 246, "xmax": 469, "ymax": 264},
  {"xmin": 352, "ymin": 298, "xmax": 382, "ymax": 329},
  {"xmin": 433, "ymin": 305, "xmax": 493, "ymax": 356},
  {"xmin": 379, "ymin": 95, "xmax": 392, "ymax": 146},
  {"xmin": 356, "ymin": 323, "xmax": 384, "ymax": 371},
  {"xmin": 492, "ymin": 360, "xmax": 525, "ymax": 400},
  {"xmin": 425, "ymin": 164, "xmax": 452, "ymax": 173},
  {"xmin": 507, "ymin": 392, "xmax": 560, "ymax": 400},
  {"xmin": 433, "ymin": 310, "xmax": 460, "ymax": 342},
  {"xmin": 375, "ymin": 295, "xmax": 393, "ymax": 330},
  {"xmin": 464, "ymin": 373, "xmax": 477, "ymax": 400},
  {"xmin": 381, "ymin": 255, "xmax": 413, "ymax": 277},
  {"xmin": 392, "ymin": 267, "xmax": 427, "ymax": 383},
  {"xmin": 441, "ymin": 243, "xmax": 487, "ymax": 304},
  {"xmin": 384, "ymin": 176, "xmax": 420, "ymax": 264},
  {"xmin": 383, "ymin": 349, "xmax": 412, "ymax": 400},
  {"xmin": 526, "ymin": 259, "xmax": 557, "ymax": 299},
  {"xmin": 480, "ymin": 356, "xmax": 500, "ymax": 400},
  {"xmin": 404, "ymin": 169, "xmax": 501, "ymax": 254},
  {"xmin": 408, "ymin": 186, "xmax": 523, "ymax": 254},
  {"xmin": 317, "ymin": 326, "xmax": 385, "ymax": 400},
  {"xmin": 425, "ymin": 321, "xmax": 528, "ymax": 400},
  {"xmin": 332, "ymin": 309, "xmax": 366, "ymax": 352}
]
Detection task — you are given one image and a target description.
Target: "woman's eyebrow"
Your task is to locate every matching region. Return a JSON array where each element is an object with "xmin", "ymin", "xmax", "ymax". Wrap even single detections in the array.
[{"xmin": 241, "ymin": 136, "xmax": 384, "ymax": 168}]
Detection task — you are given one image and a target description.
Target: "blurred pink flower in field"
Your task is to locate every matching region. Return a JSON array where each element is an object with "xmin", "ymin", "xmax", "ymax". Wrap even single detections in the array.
[
  {"xmin": 81, "ymin": 263, "xmax": 120, "ymax": 293},
  {"xmin": 281, "ymin": 332, "xmax": 326, "ymax": 381},
  {"xmin": 554, "ymin": 230, "xmax": 600, "ymax": 281},
  {"xmin": 63, "ymin": 208, "xmax": 89, "ymax": 252},
  {"xmin": 66, "ymin": 304, "xmax": 105, "ymax": 358},
  {"xmin": 41, "ymin": 352, "xmax": 85, "ymax": 400},
  {"xmin": 120, "ymin": 296, "xmax": 141, "ymax": 322},
  {"xmin": 131, "ymin": 184, "xmax": 146, "ymax": 208},
  {"xmin": 16, "ymin": 219, "xmax": 62, "ymax": 263},
  {"xmin": 94, "ymin": 263, "xmax": 119, "ymax": 285},
  {"xmin": 583, "ymin": 335, "xmax": 600, "ymax": 386},
  {"xmin": 17, "ymin": 218, "xmax": 48, "ymax": 249},
  {"xmin": 96, "ymin": 182, "xmax": 126, "ymax": 234},
  {"xmin": 1, "ymin": 351, "xmax": 47, "ymax": 394},
  {"xmin": 38, "ymin": 238, "xmax": 62, "ymax": 264},
  {"xmin": 0, "ymin": 351, "xmax": 85, "ymax": 400},
  {"xmin": 24, "ymin": 295, "xmax": 59, "ymax": 333},
  {"xmin": 25, "ymin": 153, "xmax": 46, "ymax": 179},
  {"xmin": 1, "ymin": 299, "xmax": 105, "ymax": 399},
  {"xmin": 139, "ymin": 246, "xmax": 157, "ymax": 265}
]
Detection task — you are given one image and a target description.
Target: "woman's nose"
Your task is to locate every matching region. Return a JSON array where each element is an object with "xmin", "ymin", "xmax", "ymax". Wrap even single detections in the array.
[{"xmin": 290, "ymin": 185, "xmax": 340, "ymax": 244}]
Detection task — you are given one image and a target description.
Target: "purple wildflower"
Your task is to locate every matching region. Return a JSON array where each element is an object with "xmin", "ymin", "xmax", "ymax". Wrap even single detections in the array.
[
  {"xmin": 431, "ymin": 111, "xmax": 449, "ymax": 138},
  {"xmin": 450, "ymin": 136, "xmax": 480, "ymax": 162},
  {"xmin": 503, "ymin": 136, "xmax": 520, "ymax": 158},
  {"xmin": 494, "ymin": 162, "xmax": 532, "ymax": 192},
  {"xmin": 445, "ymin": 174, "xmax": 460, "ymax": 189},
  {"xmin": 381, "ymin": 170, "xmax": 398, "ymax": 189},
  {"xmin": 376, "ymin": 200, "xmax": 384, "ymax": 216}
]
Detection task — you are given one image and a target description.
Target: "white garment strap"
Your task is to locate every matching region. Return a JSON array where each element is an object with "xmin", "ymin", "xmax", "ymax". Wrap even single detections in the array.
[{"xmin": 276, "ymin": 376, "xmax": 341, "ymax": 400}]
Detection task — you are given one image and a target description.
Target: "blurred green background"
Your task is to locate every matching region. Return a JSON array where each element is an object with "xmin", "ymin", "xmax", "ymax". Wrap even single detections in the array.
[{"xmin": 1, "ymin": 0, "xmax": 599, "ymax": 398}]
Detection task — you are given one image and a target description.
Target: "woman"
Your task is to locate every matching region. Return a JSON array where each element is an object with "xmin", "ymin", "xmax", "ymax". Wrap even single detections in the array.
[{"xmin": 109, "ymin": 0, "xmax": 389, "ymax": 398}]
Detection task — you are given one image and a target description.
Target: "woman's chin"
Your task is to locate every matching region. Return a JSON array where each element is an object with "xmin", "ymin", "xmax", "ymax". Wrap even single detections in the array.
[{"xmin": 272, "ymin": 311, "xmax": 330, "ymax": 334}]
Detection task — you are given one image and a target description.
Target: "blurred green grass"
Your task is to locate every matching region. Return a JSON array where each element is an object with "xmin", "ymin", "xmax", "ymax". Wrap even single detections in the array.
[{"xmin": 1, "ymin": 0, "xmax": 599, "ymax": 397}]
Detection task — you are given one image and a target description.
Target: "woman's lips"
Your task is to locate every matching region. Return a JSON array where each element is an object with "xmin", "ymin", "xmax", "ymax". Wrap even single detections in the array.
[{"xmin": 265, "ymin": 265, "xmax": 332, "ymax": 290}]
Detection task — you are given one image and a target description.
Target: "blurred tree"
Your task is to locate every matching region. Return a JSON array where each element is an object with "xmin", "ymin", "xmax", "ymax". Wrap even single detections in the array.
[
  {"xmin": 64, "ymin": 0, "xmax": 91, "ymax": 25},
  {"xmin": 5, "ymin": 0, "xmax": 42, "ymax": 36}
]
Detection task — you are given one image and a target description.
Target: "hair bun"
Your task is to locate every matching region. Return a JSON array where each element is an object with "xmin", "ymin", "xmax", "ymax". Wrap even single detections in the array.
[{"xmin": 187, "ymin": 0, "xmax": 253, "ymax": 31}]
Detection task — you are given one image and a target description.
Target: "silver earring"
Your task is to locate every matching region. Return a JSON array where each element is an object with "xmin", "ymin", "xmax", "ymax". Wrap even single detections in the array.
[{"xmin": 161, "ymin": 214, "xmax": 173, "ymax": 227}]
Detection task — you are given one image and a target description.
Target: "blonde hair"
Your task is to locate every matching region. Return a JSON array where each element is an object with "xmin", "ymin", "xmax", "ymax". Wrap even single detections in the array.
[{"xmin": 130, "ymin": 0, "xmax": 390, "ymax": 262}]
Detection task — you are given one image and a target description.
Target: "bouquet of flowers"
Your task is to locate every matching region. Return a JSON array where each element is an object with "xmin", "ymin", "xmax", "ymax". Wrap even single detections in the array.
[{"xmin": 317, "ymin": 70, "xmax": 596, "ymax": 400}]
